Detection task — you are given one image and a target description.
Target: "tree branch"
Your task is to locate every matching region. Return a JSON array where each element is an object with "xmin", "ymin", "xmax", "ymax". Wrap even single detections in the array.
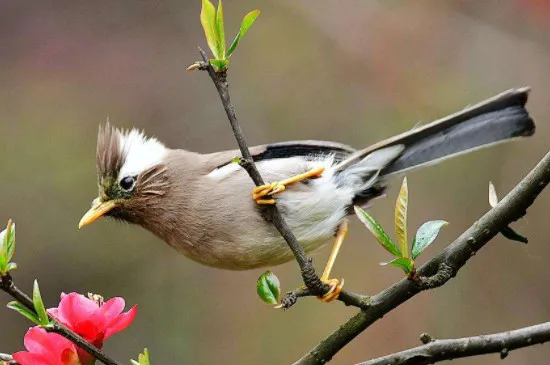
[
  {"xmin": 294, "ymin": 150, "xmax": 550, "ymax": 364},
  {"xmin": 197, "ymin": 49, "xmax": 370, "ymax": 306},
  {"xmin": 0, "ymin": 274, "xmax": 122, "ymax": 365},
  {"xmin": 358, "ymin": 322, "xmax": 550, "ymax": 365}
]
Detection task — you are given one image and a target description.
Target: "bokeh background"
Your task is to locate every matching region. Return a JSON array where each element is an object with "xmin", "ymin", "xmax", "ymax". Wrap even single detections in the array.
[{"xmin": 1, "ymin": 1, "xmax": 550, "ymax": 364}]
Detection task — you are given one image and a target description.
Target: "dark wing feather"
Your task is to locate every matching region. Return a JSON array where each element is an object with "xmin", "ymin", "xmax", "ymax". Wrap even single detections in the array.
[
  {"xmin": 204, "ymin": 140, "xmax": 356, "ymax": 173},
  {"xmin": 252, "ymin": 140, "xmax": 356, "ymax": 162}
]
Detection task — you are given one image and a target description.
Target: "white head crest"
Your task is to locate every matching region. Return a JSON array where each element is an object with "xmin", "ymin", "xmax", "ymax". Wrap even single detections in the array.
[{"xmin": 117, "ymin": 129, "xmax": 167, "ymax": 180}]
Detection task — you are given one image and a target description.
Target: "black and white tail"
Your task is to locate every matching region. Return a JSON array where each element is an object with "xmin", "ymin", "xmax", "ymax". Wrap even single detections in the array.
[{"xmin": 335, "ymin": 87, "xmax": 535, "ymax": 202}]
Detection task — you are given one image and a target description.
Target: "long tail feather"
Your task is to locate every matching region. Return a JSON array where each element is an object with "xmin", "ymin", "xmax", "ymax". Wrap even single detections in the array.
[{"xmin": 336, "ymin": 87, "xmax": 534, "ymax": 177}]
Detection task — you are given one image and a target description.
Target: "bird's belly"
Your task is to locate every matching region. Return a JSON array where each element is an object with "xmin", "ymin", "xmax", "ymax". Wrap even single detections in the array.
[{"xmin": 187, "ymin": 227, "xmax": 335, "ymax": 271}]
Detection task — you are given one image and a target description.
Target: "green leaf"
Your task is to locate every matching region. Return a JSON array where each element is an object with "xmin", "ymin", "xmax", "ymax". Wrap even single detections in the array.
[
  {"xmin": 209, "ymin": 58, "xmax": 229, "ymax": 71},
  {"xmin": 4, "ymin": 220, "xmax": 15, "ymax": 262},
  {"xmin": 7, "ymin": 301, "xmax": 40, "ymax": 325},
  {"xmin": 500, "ymin": 226, "xmax": 528, "ymax": 244},
  {"xmin": 394, "ymin": 177, "xmax": 408, "ymax": 258},
  {"xmin": 0, "ymin": 220, "xmax": 15, "ymax": 273},
  {"xmin": 131, "ymin": 349, "xmax": 151, "ymax": 365},
  {"xmin": 354, "ymin": 206, "xmax": 401, "ymax": 257},
  {"xmin": 0, "ymin": 251, "xmax": 5, "ymax": 275},
  {"xmin": 6, "ymin": 262, "xmax": 17, "ymax": 272},
  {"xmin": 0, "ymin": 225, "xmax": 7, "ymax": 255},
  {"xmin": 381, "ymin": 257, "xmax": 415, "ymax": 274},
  {"xmin": 216, "ymin": 0, "xmax": 226, "ymax": 58},
  {"xmin": 256, "ymin": 271, "xmax": 280, "ymax": 305},
  {"xmin": 227, "ymin": 9, "xmax": 260, "ymax": 57},
  {"xmin": 412, "ymin": 220, "xmax": 448, "ymax": 259},
  {"xmin": 33, "ymin": 280, "xmax": 49, "ymax": 325},
  {"xmin": 200, "ymin": 0, "xmax": 221, "ymax": 59}
]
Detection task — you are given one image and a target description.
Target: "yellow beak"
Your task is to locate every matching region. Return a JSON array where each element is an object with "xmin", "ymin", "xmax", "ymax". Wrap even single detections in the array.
[{"xmin": 78, "ymin": 199, "xmax": 118, "ymax": 229}]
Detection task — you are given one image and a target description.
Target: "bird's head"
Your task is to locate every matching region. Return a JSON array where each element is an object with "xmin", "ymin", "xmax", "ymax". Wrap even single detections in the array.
[{"xmin": 79, "ymin": 123, "xmax": 169, "ymax": 228}]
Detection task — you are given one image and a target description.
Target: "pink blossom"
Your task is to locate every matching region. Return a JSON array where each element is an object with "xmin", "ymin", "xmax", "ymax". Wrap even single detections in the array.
[
  {"xmin": 47, "ymin": 292, "xmax": 137, "ymax": 363},
  {"xmin": 12, "ymin": 327, "xmax": 81, "ymax": 365}
]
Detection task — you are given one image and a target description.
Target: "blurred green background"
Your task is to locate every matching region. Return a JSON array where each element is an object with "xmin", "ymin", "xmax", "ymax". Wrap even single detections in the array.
[{"xmin": 1, "ymin": 1, "xmax": 550, "ymax": 364}]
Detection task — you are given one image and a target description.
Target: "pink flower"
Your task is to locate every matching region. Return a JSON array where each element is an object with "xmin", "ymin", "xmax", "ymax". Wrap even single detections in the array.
[
  {"xmin": 47, "ymin": 292, "xmax": 137, "ymax": 363},
  {"xmin": 12, "ymin": 327, "xmax": 81, "ymax": 365}
]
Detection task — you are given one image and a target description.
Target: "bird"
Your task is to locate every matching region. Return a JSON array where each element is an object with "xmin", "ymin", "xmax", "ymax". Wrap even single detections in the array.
[{"xmin": 79, "ymin": 87, "xmax": 535, "ymax": 301}]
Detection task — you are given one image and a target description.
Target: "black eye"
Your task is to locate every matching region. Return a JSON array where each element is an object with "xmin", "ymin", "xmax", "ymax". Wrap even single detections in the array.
[{"xmin": 120, "ymin": 176, "xmax": 135, "ymax": 191}]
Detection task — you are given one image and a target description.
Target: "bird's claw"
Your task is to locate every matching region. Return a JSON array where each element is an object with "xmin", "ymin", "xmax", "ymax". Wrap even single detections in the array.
[
  {"xmin": 318, "ymin": 278, "xmax": 344, "ymax": 303},
  {"xmin": 252, "ymin": 182, "xmax": 287, "ymax": 204}
]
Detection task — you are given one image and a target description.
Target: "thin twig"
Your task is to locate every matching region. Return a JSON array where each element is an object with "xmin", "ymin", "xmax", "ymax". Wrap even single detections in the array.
[
  {"xmin": 293, "ymin": 150, "xmax": 550, "ymax": 364},
  {"xmin": 198, "ymin": 49, "xmax": 358, "ymax": 299},
  {"xmin": 0, "ymin": 274, "xmax": 32, "ymax": 307},
  {"xmin": 0, "ymin": 274, "xmax": 122, "ymax": 365},
  {"xmin": 198, "ymin": 50, "xmax": 371, "ymax": 307},
  {"xmin": 280, "ymin": 286, "xmax": 371, "ymax": 310},
  {"xmin": 358, "ymin": 321, "xmax": 550, "ymax": 365}
]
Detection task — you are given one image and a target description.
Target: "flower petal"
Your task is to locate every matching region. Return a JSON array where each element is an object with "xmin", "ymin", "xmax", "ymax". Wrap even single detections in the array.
[
  {"xmin": 48, "ymin": 332, "xmax": 78, "ymax": 357},
  {"xmin": 12, "ymin": 351, "xmax": 53, "ymax": 365},
  {"xmin": 61, "ymin": 348, "xmax": 81, "ymax": 365},
  {"xmin": 47, "ymin": 308, "xmax": 60, "ymax": 318},
  {"xmin": 104, "ymin": 305, "xmax": 137, "ymax": 339},
  {"xmin": 23, "ymin": 327, "xmax": 59, "ymax": 359},
  {"xmin": 15, "ymin": 327, "xmax": 77, "ymax": 365},
  {"xmin": 100, "ymin": 297, "xmax": 125, "ymax": 319},
  {"xmin": 49, "ymin": 297, "xmax": 72, "ymax": 325},
  {"xmin": 73, "ymin": 319, "xmax": 103, "ymax": 345},
  {"xmin": 56, "ymin": 293, "xmax": 98, "ymax": 330}
]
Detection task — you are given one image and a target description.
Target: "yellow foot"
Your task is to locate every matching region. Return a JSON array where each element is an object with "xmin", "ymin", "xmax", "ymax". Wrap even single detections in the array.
[
  {"xmin": 318, "ymin": 278, "xmax": 345, "ymax": 303},
  {"xmin": 317, "ymin": 219, "xmax": 348, "ymax": 303},
  {"xmin": 252, "ymin": 167, "xmax": 325, "ymax": 205},
  {"xmin": 252, "ymin": 181, "xmax": 287, "ymax": 204}
]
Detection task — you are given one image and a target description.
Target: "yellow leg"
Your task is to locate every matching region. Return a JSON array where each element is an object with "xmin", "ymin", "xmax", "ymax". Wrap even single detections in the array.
[
  {"xmin": 318, "ymin": 219, "xmax": 348, "ymax": 303},
  {"xmin": 252, "ymin": 167, "xmax": 325, "ymax": 204}
]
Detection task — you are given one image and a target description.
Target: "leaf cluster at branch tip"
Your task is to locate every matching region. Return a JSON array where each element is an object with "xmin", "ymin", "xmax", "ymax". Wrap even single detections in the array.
[
  {"xmin": 131, "ymin": 349, "xmax": 151, "ymax": 365},
  {"xmin": 194, "ymin": 0, "xmax": 260, "ymax": 72},
  {"xmin": 355, "ymin": 177, "xmax": 448, "ymax": 276}
]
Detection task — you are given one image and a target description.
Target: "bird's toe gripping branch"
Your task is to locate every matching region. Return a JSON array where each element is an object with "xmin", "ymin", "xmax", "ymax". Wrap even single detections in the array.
[
  {"xmin": 252, "ymin": 182, "xmax": 287, "ymax": 205},
  {"xmin": 318, "ymin": 278, "xmax": 345, "ymax": 303},
  {"xmin": 318, "ymin": 219, "xmax": 348, "ymax": 303},
  {"xmin": 252, "ymin": 167, "xmax": 325, "ymax": 204}
]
